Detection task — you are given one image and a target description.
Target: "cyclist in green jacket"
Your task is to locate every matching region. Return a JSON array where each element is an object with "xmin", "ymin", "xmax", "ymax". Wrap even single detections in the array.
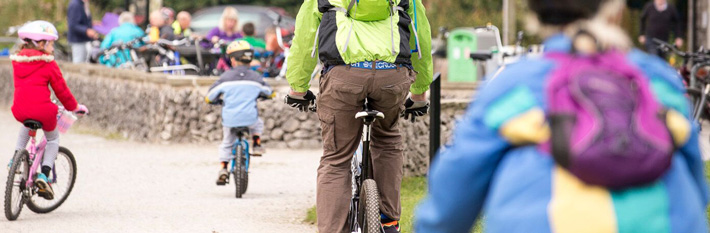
[{"xmin": 284, "ymin": 0, "xmax": 433, "ymax": 232}]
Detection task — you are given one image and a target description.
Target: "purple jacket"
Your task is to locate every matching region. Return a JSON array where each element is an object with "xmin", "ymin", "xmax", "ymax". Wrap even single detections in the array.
[{"xmin": 203, "ymin": 27, "xmax": 243, "ymax": 47}]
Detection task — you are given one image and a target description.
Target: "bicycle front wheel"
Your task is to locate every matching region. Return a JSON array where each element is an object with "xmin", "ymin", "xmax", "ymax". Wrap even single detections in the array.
[
  {"xmin": 27, "ymin": 147, "xmax": 77, "ymax": 213},
  {"xmin": 4, "ymin": 150, "xmax": 29, "ymax": 221},
  {"xmin": 359, "ymin": 179, "xmax": 381, "ymax": 233},
  {"xmin": 233, "ymin": 144, "xmax": 248, "ymax": 198}
]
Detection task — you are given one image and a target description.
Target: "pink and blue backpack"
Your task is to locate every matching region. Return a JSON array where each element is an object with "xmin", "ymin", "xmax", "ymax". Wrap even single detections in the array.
[{"xmin": 545, "ymin": 49, "xmax": 675, "ymax": 189}]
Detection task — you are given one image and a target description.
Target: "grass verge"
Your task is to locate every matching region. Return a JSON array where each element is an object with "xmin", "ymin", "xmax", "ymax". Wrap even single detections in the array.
[{"xmin": 303, "ymin": 176, "xmax": 482, "ymax": 233}]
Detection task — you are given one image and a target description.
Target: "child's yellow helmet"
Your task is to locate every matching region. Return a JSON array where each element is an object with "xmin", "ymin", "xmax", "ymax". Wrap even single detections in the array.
[{"xmin": 226, "ymin": 40, "xmax": 254, "ymax": 63}]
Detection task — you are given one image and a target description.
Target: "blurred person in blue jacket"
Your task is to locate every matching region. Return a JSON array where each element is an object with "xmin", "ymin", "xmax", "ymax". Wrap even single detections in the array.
[
  {"xmin": 99, "ymin": 12, "xmax": 145, "ymax": 68},
  {"xmin": 415, "ymin": 0, "xmax": 709, "ymax": 232}
]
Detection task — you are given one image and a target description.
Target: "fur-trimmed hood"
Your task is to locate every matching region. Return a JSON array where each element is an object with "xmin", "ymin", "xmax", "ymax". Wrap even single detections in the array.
[
  {"xmin": 10, "ymin": 49, "xmax": 54, "ymax": 63},
  {"xmin": 11, "ymin": 49, "xmax": 56, "ymax": 79}
]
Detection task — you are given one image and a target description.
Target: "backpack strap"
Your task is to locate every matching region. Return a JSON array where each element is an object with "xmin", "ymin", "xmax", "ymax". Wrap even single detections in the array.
[
  {"xmin": 346, "ymin": 0, "xmax": 358, "ymax": 17},
  {"xmin": 329, "ymin": 7, "xmax": 347, "ymax": 14},
  {"xmin": 393, "ymin": 2, "xmax": 422, "ymax": 59},
  {"xmin": 389, "ymin": 1, "xmax": 396, "ymax": 56},
  {"xmin": 311, "ymin": 26, "xmax": 320, "ymax": 58}
]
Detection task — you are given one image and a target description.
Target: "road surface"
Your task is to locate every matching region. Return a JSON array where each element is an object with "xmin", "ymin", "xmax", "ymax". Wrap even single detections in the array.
[{"xmin": 0, "ymin": 110, "xmax": 319, "ymax": 233}]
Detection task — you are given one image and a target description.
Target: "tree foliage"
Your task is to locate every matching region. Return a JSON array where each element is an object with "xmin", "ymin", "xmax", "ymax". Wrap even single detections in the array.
[{"xmin": 0, "ymin": 0, "xmax": 655, "ymax": 47}]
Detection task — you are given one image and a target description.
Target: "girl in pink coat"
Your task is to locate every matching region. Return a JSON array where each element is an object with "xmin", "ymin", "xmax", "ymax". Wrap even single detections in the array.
[{"xmin": 10, "ymin": 21, "xmax": 88, "ymax": 200}]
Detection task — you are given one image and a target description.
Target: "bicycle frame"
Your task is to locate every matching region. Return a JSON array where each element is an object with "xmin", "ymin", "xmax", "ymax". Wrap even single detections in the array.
[
  {"xmin": 230, "ymin": 134, "xmax": 251, "ymax": 173},
  {"xmin": 349, "ymin": 102, "xmax": 381, "ymax": 232},
  {"xmin": 689, "ymin": 61, "xmax": 710, "ymax": 120},
  {"xmin": 25, "ymin": 132, "xmax": 47, "ymax": 189}
]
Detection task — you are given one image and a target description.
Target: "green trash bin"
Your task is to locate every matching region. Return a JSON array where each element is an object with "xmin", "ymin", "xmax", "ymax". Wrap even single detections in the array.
[{"xmin": 447, "ymin": 29, "xmax": 478, "ymax": 82}]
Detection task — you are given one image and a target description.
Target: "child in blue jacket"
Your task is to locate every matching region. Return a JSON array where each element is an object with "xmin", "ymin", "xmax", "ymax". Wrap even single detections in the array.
[
  {"xmin": 206, "ymin": 40, "xmax": 273, "ymax": 185},
  {"xmin": 415, "ymin": 0, "xmax": 709, "ymax": 232}
]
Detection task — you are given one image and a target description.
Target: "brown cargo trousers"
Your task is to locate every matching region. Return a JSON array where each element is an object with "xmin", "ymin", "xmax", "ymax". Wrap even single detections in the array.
[{"xmin": 316, "ymin": 65, "xmax": 416, "ymax": 233}]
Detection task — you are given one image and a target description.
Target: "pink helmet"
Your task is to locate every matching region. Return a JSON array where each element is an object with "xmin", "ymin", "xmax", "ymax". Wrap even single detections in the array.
[{"xmin": 18, "ymin": 20, "xmax": 59, "ymax": 41}]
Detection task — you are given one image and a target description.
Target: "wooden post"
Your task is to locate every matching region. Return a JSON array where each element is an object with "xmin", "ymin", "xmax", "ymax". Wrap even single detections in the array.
[
  {"xmin": 689, "ymin": 0, "xmax": 695, "ymax": 51},
  {"xmin": 502, "ymin": 0, "xmax": 516, "ymax": 45},
  {"xmin": 150, "ymin": 0, "xmax": 162, "ymax": 13},
  {"xmin": 503, "ymin": 0, "xmax": 509, "ymax": 45}
]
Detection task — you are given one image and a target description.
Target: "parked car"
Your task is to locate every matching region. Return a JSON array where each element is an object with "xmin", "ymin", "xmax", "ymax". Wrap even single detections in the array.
[{"xmin": 191, "ymin": 5, "xmax": 295, "ymax": 39}]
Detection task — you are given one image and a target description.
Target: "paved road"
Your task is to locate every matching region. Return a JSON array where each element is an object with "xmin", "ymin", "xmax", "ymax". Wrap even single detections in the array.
[{"xmin": 0, "ymin": 110, "xmax": 319, "ymax": 233}]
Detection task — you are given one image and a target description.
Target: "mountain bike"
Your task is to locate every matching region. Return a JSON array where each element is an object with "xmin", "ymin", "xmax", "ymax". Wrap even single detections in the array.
[
  {"xmin": 147, "ymin": 38, "xmax": 200, "ymax": 75},
  {"xmin": 347, "ymin": 100, "xmax": 386, "ymax": 233},
  {"xmin": 4, "ymin": 107, "xmax": 82, "ymax": 220},
  {"xmin": 95, "ymin": 37, "xmax": 148, "ymax": 71},
  {"xmin": 654, "ymin": 39, "xmax": 710, "ymax": 125},
  {"xmin": 303, "ymin": 97, "xmax": 383, "ymax": 232}
]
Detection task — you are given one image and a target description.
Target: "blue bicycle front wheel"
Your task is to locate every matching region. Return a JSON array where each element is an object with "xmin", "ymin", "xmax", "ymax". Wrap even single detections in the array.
[{"xmin": 233, "ymin": 143, "xmax": 248, "ymax": 198}]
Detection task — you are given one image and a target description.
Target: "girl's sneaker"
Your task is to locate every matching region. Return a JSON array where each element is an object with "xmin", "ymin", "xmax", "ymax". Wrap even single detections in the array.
[{"xmin": 35, "ymin": 173, "xmax": 54, "ymax": 200}]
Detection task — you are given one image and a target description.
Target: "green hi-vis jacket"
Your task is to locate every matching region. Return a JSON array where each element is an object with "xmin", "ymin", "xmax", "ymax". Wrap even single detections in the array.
[{"xmin": 286, "ymin": 0, "xmax": 433, "ymax": 95}]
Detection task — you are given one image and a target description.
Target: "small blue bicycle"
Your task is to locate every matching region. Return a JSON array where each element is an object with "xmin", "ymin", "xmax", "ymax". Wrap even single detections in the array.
[{"xmin": 227, "ymin": 127, "xmax": 251, "ymax": 198}]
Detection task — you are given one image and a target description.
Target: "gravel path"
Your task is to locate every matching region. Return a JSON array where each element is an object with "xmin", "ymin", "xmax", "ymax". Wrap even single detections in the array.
[{"xmin": 0, "ymin": 110, "xmax": 319, "ymax": 233}]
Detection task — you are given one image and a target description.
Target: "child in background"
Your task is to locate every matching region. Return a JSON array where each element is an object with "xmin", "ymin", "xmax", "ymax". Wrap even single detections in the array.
[
  {"xmin": 241, "ymin": 22, "xmax": 266, "ymax": 50},
  {"xmin": 415, "ymin": 0, "xmax": 709, "ymax": 232},
  {"xmin": 11, "ymin": 21, "xmax": 88, "ymax": 200},
  {"xmin": 205, "ymin": 40, "xmax": 273, "ymax": 185}
]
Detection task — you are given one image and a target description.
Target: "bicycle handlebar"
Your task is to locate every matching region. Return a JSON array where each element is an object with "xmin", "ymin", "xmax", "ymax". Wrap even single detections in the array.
[
  {"xmin": 653, "ymin": 38, "xmax": 710, "ymax": 62},
  {"xmin": 154, "ymin": 38, "xmax": 191, "ymax": 47},
  {"xmin": 470, "ymin": 52, "xmax": 493, "ymax": 61}
]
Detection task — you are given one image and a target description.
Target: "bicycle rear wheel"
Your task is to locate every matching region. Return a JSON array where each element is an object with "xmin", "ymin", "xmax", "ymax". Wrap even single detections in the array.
[
  {"xmin": 359, "ymin": 179, "xmax": 381, "ymax": 233},
  {"xmin": 233, "ymin": 144, "xmax": 248, "ymax": 198},
  {"xmin": 27, "ymin": 147, "xmax": 77, "ymax": 213},
  {"xmin": 4, "ymin": 150, "xmax": 29, "ymax": 221}
]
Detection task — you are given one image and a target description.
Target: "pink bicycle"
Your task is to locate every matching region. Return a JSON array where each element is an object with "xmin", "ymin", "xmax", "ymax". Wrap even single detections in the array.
[{"xmin": 4, "ymin": 107, "xmax": 81, "ymax": 221}]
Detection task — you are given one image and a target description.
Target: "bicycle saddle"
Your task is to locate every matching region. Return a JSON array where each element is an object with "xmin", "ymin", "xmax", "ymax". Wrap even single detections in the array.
[
  {"xmin": 23, "ymin": 120, "xmax": 43, "ymax": 130},
  {"xmin": 230, "ymin": 127, "xmax": 250, "ymax": 136},
  {"xmin": 355, "ymin": 110, "xmax": 385, "ymax": 120}
]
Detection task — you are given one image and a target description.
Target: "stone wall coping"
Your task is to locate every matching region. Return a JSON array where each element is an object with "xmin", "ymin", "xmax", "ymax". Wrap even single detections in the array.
[
  {"xmin": 0, "ymin": 58, "xmax": 477, "ymax": 90},
  {"xmin": 0, "ymin": 58, "xmax": 292, "ymax": 88}
]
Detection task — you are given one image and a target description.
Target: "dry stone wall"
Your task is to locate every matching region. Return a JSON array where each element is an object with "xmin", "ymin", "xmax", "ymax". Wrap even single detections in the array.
[{"xmin": 0, "ymin": 60, "xmax": 470, "ymax": 176}]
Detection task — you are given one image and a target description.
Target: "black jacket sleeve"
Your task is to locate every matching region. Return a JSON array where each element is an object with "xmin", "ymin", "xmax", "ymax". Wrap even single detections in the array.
[
  {"xmin": 670, "ymin": 5, "xmax": 683, "ymax": 39},
  {"xmin": 640, "ymin": 3, "xmax": 650, "ymax": 36}
]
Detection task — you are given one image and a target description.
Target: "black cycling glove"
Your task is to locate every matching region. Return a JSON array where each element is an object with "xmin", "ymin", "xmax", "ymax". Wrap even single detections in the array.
[
  {"xmin": 402, "ymin": 97, "xmax": 429, "ymax": 122},
  {"xmin": 285, "ymin": 90, "xmax": 316, "ymax": 112}
]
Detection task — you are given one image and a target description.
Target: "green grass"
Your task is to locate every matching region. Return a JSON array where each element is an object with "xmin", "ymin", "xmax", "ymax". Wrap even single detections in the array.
[
  {"xmin": 305, "ymin": 206, "xmax": 317, "ymax": 225},
  {"xmin": 400, "ymin": 177, "xmax": 428, "ymax": 233},
  {"xmin": 303, "ymin": 176, "xmax": 483, "ymax": 233}
]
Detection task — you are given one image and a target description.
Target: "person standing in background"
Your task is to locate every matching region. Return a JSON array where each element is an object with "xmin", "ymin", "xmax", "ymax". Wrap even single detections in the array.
[
  {"xmin": 161, "ymin": 7, "xmax": 176, "ymax": 26},
  {"xmin": 206, "ymin": 7, "xmax": 243, "ymax": 45},
  {"xmin": 172, "ymin": 11, "xmax": 193, "ymax": 39},
  {"xmin": 639, "ymin": 0, "xmax": 683, "ymax": 57},
  {"xmin": 67, "ymin": 0, "xmax": 99, "ymax": 63}
]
